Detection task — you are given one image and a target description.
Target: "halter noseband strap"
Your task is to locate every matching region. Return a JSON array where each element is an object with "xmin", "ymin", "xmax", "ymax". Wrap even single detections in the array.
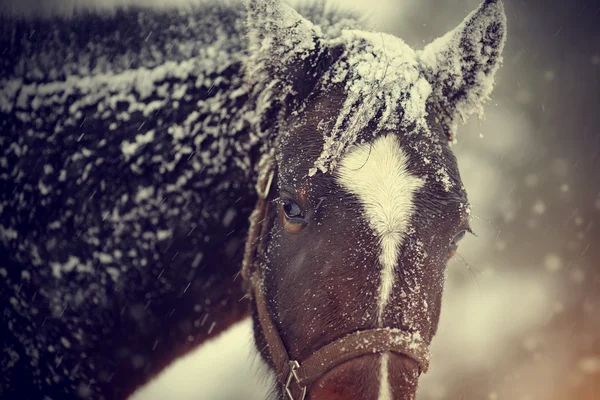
[{"xmin": 241, "ymin": 158, "xmax": 430, "ymax": 400}]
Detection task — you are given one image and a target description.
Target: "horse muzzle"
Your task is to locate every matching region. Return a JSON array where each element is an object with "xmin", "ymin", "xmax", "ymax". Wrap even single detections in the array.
[{"xmin": 303, "ymin": 352, "xmax": 420, "ymax": 400}]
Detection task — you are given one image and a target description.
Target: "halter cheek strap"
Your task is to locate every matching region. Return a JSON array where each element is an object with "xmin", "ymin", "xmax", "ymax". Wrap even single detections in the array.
[{"xmin": 241, "ymin": 157, "xmax": 430, "ymax": 400}]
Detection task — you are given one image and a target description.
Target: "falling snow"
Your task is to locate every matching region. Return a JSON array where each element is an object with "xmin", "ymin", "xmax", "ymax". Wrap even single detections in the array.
[{"xmin": 1, "ymin": 1, "xmax": 598, "ymax": 400}]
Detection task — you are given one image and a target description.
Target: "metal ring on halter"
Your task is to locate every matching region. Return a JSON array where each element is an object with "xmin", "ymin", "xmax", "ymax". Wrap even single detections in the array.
[{"xmin": 284, "ymin": 360, "xmax": 307, "ymax": 400}]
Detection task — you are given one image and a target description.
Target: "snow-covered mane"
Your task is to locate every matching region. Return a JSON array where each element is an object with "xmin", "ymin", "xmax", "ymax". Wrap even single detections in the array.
[{"xmin": 312, "ymin": 30, "xmax": 432, "ymax": 176}]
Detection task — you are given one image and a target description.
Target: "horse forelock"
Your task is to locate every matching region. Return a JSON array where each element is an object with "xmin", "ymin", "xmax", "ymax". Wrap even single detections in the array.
[{"xmin": 307, "ymin": 30, "xmax": 433, "ymax": 177}]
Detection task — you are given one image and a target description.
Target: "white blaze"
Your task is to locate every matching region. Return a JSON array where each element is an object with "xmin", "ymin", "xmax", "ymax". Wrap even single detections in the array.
[
  {"xmin": 337, "ymin": 134, "xmax": 424, "ymax": 400},
  {"xmin": 378, "ymin": 352, "xmax": 392, "ymax": 400},
  {"xmin": 336, "ymin": 134, "xmax": 424, "ymax": 324}
]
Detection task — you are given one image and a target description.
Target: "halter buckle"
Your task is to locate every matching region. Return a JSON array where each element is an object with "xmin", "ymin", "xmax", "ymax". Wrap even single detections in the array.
[{"xmin": 284, "ymin": 360, "xmax": 307, "ymax": 400}]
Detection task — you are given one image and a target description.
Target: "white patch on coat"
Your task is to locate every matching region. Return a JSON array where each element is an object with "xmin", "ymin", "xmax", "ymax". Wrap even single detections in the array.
[
  {"xmin": 128, "ymin": 317, "xmax": 274, "ymax": 400},
  {"xmin": 336, "ymin": 134, "xmax": 424, "ymax": 324},
  {"xmin": 378, "ymin": 352, "xmax": 392, "ymax": 400}
]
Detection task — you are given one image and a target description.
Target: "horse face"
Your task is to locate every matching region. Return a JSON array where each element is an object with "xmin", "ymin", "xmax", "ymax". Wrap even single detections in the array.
[{"xmin": 245, "ymin": 1, "xmax": 506, "ymax": 398}]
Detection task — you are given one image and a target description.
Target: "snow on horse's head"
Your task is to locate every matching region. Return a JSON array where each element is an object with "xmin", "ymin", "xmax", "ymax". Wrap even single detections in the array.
[{"xmin": 243, "ymin": 0, "xmax": 506, "ymax": 398}]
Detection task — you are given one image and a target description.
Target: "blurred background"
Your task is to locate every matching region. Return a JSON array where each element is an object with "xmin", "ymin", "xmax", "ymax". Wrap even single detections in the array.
[{"xmin": 3, "ymin": 0, "xmax": 598, "ymax": 399}]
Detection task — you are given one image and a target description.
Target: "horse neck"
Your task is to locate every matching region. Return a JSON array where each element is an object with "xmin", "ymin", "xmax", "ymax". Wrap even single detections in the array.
[{"xmin": 0, "ymin": 4, "xmax": 276, "ymax": 397}]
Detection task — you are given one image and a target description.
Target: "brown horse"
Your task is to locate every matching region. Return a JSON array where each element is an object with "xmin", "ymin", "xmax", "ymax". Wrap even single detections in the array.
[
  {"xmin": 0, "ymin": 0, "xmax": 505, "ymax": 399},
  {"xmin": 242, "ymin": 1, "xmax": 506, "ymax": 398}
]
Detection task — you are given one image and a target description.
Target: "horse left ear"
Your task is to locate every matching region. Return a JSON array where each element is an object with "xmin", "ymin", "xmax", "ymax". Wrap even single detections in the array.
[
  {"xmin": 418, "ymin": 0, "xmax": 507, "ymax": 133},
  {"xmin": 244, "ymin": 0, "xmax": 333, "ymax": 106}
]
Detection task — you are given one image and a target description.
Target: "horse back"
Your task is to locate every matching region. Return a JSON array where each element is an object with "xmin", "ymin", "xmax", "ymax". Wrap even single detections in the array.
[{"xmin": 0, "ymin": 3, "xmax": 258, "ymax": 398}]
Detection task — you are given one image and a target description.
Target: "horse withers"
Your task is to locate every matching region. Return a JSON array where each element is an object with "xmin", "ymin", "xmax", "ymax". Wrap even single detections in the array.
[{"xmin": 0, "ymin": 0, "xmax": 506, "ymax": 399}]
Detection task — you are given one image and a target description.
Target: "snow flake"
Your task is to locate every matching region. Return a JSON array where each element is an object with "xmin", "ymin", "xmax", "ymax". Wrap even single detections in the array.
[
  {"xmin": 578, "ymin": 357, "xmax": 600, "ymax": 374},
  {"xmin": 543, "ymin": 253, "xmax": 562, "ymax": 273},
  {"xmin": 121, "ymin": 130, "xmax": 155, "ymax": 158},
  {"xmin": 50, "ymin": 256, "xmax": 87, "ymax": 278},
  {"xmin": 532, "ymin": 200, "xmax": 546, "ymax": 215},
  {"xmin": 156, "ymin": 229, "xmax": 172, "ymax": 241},
  {"xmin": 60, "ymin": 337, "xmax": 71, "ymax": 349}
]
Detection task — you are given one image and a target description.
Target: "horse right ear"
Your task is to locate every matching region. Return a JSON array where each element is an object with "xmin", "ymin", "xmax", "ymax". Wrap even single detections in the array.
[
  {"xmin": 244, "ymin": 0, "xmax": 334, "ymax": 107},
  {"xmin": 418, "ymin": 0, "xmax": 507, "ymax": 138}
]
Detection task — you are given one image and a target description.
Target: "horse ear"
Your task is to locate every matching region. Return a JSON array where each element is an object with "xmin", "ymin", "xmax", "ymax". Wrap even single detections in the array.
[
  {"xmin": 418, "ymin": 0, "xmax": 507, "ymax": 136},
  {"xmin": 244, "ymin": 0, "xmax": 333, "ymax": 106}
]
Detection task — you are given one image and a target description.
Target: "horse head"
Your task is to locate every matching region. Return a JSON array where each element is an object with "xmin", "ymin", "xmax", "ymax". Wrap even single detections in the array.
[{"xmin": 242, "ymin": 1, "xmax": 506, "ymax": 398}]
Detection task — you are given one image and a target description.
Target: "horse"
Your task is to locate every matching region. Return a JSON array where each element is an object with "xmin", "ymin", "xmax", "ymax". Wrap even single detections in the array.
[{"xmin": 0, "ymin": 0, "xmax": 506, "ymax": 399}]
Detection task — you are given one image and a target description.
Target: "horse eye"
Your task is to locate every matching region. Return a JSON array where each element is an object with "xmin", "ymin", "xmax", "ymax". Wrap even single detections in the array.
[
  {"xmin": 281, "ymin": 199, "xmax": 305, "ymax": 233},
  {"xmin": 448, "ymin": 230, "xmax": 466, "ymax": 258},
  {"xmin": 283, "ymin": 200, "xmax": 303, "ymax": 220},
  {"xmin": 452, "ymin": 230, "xmax": 466, "ymax": 246}
]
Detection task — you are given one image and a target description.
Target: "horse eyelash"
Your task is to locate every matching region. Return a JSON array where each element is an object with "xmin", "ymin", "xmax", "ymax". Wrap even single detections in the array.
[
  {"xmin": 348, "ymin": 140, "xmax": 374, "ymax": 172},
  {"xmin": 314, "ymin": 196, "xmax": 327, "ymax": 211}
]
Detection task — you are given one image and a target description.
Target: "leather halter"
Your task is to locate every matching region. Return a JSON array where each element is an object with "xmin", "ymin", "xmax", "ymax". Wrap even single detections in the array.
[{"xmin": 241, "ymin": 156, "xmax": 430, "ymax": 400}]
